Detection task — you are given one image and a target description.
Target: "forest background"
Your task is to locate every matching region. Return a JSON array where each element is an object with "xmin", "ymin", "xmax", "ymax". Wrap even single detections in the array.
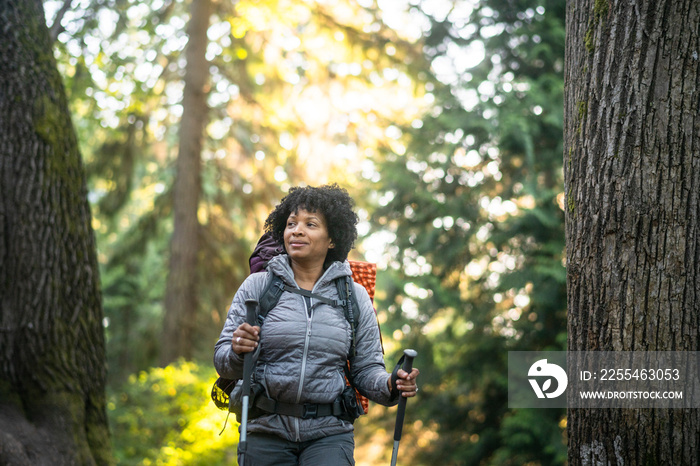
[{"xmin": 40, "ymin": 0, "xmax": 566, "ymax": 464}]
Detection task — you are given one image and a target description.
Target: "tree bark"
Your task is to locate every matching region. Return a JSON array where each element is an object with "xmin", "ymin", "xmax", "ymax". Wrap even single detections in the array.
[
  {"xmin": 565, "ymin": 0, "xmax": 700, "ymax": 464},
  {"xmin": 0, "ymin": 0, "xmax": 111, "ymax": 464},
  {"xmin": 160, "ymin": 0, "xmax": 212, "ymax": 365}
]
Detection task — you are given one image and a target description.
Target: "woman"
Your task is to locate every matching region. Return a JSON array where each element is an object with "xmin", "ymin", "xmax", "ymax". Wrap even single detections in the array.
[{"xmin": 214, "ymin": 184, "xmax": 419, "ymax": 465}]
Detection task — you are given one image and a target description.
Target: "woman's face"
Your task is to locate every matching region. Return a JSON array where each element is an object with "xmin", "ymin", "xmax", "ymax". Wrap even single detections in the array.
[{"xmin": 283, "ymin": 208, "xmax": 333, "ymax": 266}]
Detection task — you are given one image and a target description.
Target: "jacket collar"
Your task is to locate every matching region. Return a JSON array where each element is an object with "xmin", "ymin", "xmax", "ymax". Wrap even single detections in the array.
[{"xmin": 267, "ymin": 254, "xmax": 351, "ymax": 290}]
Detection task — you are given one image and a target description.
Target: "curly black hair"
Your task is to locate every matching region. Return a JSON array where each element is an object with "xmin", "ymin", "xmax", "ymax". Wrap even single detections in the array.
[{"xmin": 264, "ymin": 184, "xmax": 359, "ymax": 266}]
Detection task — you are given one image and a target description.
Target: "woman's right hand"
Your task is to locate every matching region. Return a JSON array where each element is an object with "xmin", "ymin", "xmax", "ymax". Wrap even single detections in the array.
[{"xmin": 232, "ymin": 323, "xmax": 260, "ymax": 355}]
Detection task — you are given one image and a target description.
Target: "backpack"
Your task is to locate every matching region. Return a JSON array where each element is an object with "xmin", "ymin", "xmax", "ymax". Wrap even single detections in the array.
[{"xmin": 211, "ymin": 233, "xmax": 381, "ymax": 421}]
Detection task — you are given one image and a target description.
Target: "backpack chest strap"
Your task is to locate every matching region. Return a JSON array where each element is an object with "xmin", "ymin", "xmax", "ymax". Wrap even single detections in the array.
[
  {"xmin": 259, "ymin": 274, "xmax": 348, "ymax": 319},
  {"xmin": 282, "ymin": 284, "xmax": 345, "ymax": 308}
]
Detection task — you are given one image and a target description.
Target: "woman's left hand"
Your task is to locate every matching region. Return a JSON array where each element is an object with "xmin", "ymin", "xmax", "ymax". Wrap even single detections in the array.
[{"xmin": 390, "ymin": 368, "xmax": 420, "ymax": 397}]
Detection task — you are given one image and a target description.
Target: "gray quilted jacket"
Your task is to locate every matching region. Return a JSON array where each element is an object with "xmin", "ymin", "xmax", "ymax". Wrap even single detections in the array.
[{"xmin": 213, "ymin": 255, "xmax": 397, "ymax": 442}]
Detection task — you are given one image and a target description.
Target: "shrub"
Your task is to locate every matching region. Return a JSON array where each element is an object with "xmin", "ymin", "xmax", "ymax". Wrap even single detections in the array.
[{"xmin": 108, "ymin": 360, "xmax": 239, "ymax": 465}]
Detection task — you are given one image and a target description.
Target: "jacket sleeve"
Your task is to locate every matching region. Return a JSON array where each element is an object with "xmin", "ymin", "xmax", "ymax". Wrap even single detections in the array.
[
  {"xmin": 348, "ymin": 283, "xmax": 399, "ymax": 407},
  {"xmin": 213, "ymin": 273, "xmax": 267, "ymax": 379}
]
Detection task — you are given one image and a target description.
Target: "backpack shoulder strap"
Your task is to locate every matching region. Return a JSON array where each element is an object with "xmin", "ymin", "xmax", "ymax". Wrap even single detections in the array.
[
  {"xmin": 336, "ymin": 276, "xmax": 360, "ymax": 357},
  {"xmin": 258, "ymin": 273, "xmax": 285, "ymax": 322}
]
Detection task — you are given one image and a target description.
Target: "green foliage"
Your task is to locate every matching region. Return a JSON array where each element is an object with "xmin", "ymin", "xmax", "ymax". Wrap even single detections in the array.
[
  {"xmin": 492, "ymin": 409, "xmax": 567, "ymax": 465},
  {"xmin": 108, "ymin": 360, "xmax": 239, "ymax": 465},
  {"xmin": 367, "ymin": 0, "xmax": 568, "ymax": 463}
]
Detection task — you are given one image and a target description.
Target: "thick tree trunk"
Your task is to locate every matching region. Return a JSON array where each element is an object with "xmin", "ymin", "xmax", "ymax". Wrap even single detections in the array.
[
  {"xmin": 565, "ymin": 0, "xmax": 700, "ymax": 464},
  {"xmin": 0, "ymin": 1, "xmax": 111, "ymax": 464},
  {"xmin": 160, "ymin": 0, "xmax": 212, "ymax": 365}
]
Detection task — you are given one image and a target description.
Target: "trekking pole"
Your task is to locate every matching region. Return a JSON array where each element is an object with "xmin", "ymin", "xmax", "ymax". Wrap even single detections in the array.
[
  {"xmin": 238, "ymin": 299, "xmax": 259, "ymax": 465},
  {"xmin": 390, "ymin": 349, "xmax": 417, "ymax": 466}
]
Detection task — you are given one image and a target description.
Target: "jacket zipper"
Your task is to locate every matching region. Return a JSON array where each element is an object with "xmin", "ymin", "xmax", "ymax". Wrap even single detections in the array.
[
  {"xmin": 294, "ymin": 293, "xmax": 313, "ymax": 442},
  {"xmin": 289, "ymin": 268, "xmax": 335, "ymax": 442}
]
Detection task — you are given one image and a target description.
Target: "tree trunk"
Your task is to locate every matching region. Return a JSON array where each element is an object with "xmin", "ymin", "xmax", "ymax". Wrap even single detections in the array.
[
  {"xmin": 0, "ymin": 1, "xmax": 111, "ymax": 464},
  {"xmin": 565, "ymin": 0, "xmax": 700, "ymax": 464},
  {"xmin": 160, "ymin": 0, "xmax": 212, "ymax": 365}
]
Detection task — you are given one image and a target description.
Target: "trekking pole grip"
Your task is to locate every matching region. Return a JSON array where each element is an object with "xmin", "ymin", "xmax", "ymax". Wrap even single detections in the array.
[
  {"xmin": 393, "ymin": 349, "xmax": 417, "ymax": 440},
  {"xmin": 390, "ymin": 349, "xmax": 417, "ymax": 466},
  {"xmin": 241, "ymin": 299, "xmax": 258, "ymax": 395},
  {"xmin": 239, "ymin": 299, "xmax": 259, "ymax": 460}
]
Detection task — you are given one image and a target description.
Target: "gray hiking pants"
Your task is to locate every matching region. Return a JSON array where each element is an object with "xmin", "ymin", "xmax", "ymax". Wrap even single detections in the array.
[{"xmin": 237, "ymin": 431, "xmax": 355, "ymax": 465}]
